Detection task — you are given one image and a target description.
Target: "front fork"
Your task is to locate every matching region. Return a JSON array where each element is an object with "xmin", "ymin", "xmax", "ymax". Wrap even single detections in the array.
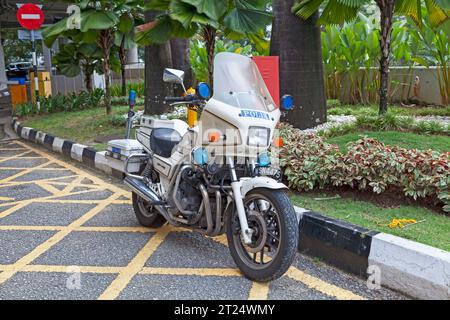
[{"xmin": 228, "ymin": 157, "xmax": 253, "ymax": 244}]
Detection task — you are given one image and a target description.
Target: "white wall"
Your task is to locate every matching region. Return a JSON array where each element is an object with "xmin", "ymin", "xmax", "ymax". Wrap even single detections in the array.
[{"xmin": 336, "ymin": 67, "xmax": 448, "ymax": 106}]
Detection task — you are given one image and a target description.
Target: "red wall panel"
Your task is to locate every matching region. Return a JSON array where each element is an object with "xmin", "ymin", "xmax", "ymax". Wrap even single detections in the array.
[{"xmin": 253, "ymin": 56, "xmax": 280, "ymax": 107}]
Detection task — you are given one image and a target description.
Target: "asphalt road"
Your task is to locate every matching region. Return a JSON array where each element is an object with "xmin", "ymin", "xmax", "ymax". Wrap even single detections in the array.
[{"xmin": 0, "ymin": 140, "xmax": 407, "ymax": 300}]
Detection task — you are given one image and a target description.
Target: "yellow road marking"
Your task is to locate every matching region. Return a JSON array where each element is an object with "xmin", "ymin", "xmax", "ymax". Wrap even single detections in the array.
[
  {"xmin": 98, "ymin": 226, "xmax": 171, "ymax": 300},
  {"xmin": 0, "ymin": 225, "xmax": 157, "ymax": 233},
  {"xmin": 286, "ymin": 267, "xmax": 365, "ymax": 300},
  {"xmin": 0, "ymin": 264, "xmax": 123, "ymax": 274},
  {"xmin": 139, "ymin": 267, "xmax": 242, "ymax": 277},
  {"xmin": 0, "ymin": 167, "xmax": 70, "ymax": 171},
  {"xmin": 0, "ymin": 160, "xmax": 56, "ymax": 183},
  {"xmin": 0, "ymin": 196, "xmax": 14, "ymax": 201},
  {"xmin": 0, "ymin": 194, "xmax": 119, "ymax": 285},
  {"xmin": 0, "ymin": 141, "xmax": 368, "ymax": 301},
  {"xmin": 13, "ymin": 141, "xmax": 128, "ymax": 195},
  {"xmin": 0, "ymin": 225, "xmax": 63, "ymax": 231},
  {"xmin": 0, "ymin": 175, "xmax": 80, "ymax": 189},
  {"xmin": 0, "ymin": 150, "xmax": 32, "ymax": 163},
  {"xmin": 0, "ymin": 202, "xmax": 29, "ymax": 219},
  {"xmin": 248, "ymin": 282, "xmax": 270, "ymax": 300},
  {"xmin": 35, "ymin": 181, "xmax": 61, "ymax": 195},
  {"xmin": 77, "ymin": 226, "xmax": 156, "ymax": 233}
]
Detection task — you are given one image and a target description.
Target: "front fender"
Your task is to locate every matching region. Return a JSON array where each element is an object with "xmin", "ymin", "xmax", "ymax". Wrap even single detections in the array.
[{"xmin": 240, "ymin": 176, "xmax": 288, "ymax": 198}]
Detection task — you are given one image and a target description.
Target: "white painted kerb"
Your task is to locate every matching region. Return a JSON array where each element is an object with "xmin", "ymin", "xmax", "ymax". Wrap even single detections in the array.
[{"xmin": 369, "ymin": 233, "xmax": 450, "ymax": 300}]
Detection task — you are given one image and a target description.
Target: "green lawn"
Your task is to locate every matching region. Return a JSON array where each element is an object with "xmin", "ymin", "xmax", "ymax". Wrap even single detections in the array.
[
  {"xmin": 21, "ymin": 105, "xmax": 142, "ymax": 151},
  {"xmin": 328, "ymin": 103, "xmax": 450, "ymax": 117},
  {"xmin": 290, "ymin": 192, "xmax": 450, "ymax": 251},
  {"xmin": 327, "ymin": 131, "xmax": 450, "ymax": 153}
]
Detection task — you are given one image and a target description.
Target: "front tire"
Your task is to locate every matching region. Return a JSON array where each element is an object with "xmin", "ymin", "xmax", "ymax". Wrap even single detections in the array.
[
  {"xmin": 132, "ymin": 192, "xmax": 166, "ymax": 228},
  {"xmin": 226, "ymin": 188, "xmax": 299, "ymax": 282}
]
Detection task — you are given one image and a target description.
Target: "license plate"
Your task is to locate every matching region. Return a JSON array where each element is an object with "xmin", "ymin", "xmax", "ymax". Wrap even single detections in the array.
[{"xmin": 258, "ymin": 167, "xmax": 280, "ymax": 177}]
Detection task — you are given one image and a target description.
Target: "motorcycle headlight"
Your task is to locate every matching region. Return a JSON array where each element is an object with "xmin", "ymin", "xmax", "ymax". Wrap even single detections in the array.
[{"xmin": 248, "ymin": 127, "xmax": 270, "ymax": 147}]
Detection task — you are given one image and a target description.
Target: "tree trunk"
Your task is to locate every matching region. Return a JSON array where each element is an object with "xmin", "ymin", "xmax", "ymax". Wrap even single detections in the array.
[
  {"xmin": 170, "ymin": 38, "xmax": 193, "ymax": 94},
  {"xmin": 270, "ymin": 0, "xmax": 326, "ymax": 129},
  {"xmin": 144, "ymin": 10, "xmax": 174, "ymax": 115},
  {"xmin": 203, "ymin": 26, "xmax": 216, "ymax": 88},
  {"xmin": 103, "ymin": 58, "xmax": 111, "ymax": 115},
  {"xmin": 83, "ymin": 69, "xmax": 93, "ymax": 93},
  {"xmin": 98, "ymin": 30, "xmax": 113, "ymax": 115},
  {"xmin": 377, "ymin": 0, "xmax": 395, "ymax": 115},
  {"xmin": 119, "ymin": 37, "xmax": 127, "ymax": 97}
]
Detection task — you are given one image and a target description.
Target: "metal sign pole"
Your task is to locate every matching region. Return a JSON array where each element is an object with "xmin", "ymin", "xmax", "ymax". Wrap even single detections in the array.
[{"xmin": 30, "ymin": 29, "xmax": 40, "ymax": 112}]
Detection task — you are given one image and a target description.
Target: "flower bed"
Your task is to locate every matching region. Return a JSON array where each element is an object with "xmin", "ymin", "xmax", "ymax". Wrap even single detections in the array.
[{"xmin": 279, "ymin": 123, "xmax": 450, "ymax": 212}]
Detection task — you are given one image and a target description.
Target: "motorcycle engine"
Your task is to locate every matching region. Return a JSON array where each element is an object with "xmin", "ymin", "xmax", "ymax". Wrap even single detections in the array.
[{"xmin": 176, "ymin": 168, "xmax": 203, "ymax": 214}]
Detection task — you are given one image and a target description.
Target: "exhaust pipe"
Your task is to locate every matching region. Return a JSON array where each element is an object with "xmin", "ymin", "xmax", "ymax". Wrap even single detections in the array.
[{"xmin": 124, "ymin": 177, "xmax": 170, "ymax": 219}]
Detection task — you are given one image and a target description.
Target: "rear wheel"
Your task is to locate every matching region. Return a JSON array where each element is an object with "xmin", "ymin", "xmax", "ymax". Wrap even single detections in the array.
[
  {"xmin": 226, "ymin": 188, "xmax": 299, "ymax": 282},
  {"xmin": 132, "ymin": 192, "xmax": 166, "ymax": 228}
]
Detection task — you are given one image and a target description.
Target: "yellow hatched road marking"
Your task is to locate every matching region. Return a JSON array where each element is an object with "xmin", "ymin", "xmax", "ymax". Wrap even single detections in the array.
[
  {"xmin": 35, "ymin": 181, "xmax": 61, "ymax": 195},
  {"xmin": 0, "ymin": 264, "xmax": 123, "ymax": 274},
  {"xmin": 0, "ymin": 175, "xmax": 80, "ymax": 189},
  {"xmin": 0, "ymin": 194, "xmax": 120, "ymax": 285},
  {"xmin": 0, "ymin": 141, "xmax": 367, "ymax": 300},
  {"xmin": 0, "ymin": 202, "xmax": 30, "ymax": 219},
  {"xmin": 0, "ymin": 160, "xmax": 56, "ymax": 183},
  {"xmin": 0, "ymin": 225, "xmax": 158, "ymax": 233},
  {"xmin": 0, "ymin": 167, "xmax": 70, "ymax": 171},
  {"xmin": 139, "ymin": 267, "xmax": 242, "ymax": 277},
  {"xmin": 98, "ymin": 226, "xmax": 171, "ymax": 300},
  {"xmin": 0, "ymin": 150, "xmax": 32, "ymax": 163},
  {"xmin": 0, "ymin": 188, "xmax": 112, "ymax": 212},
  {"xmin": 248, "ymin": 282, "xmax": 270, "ymax": 300},
  {"xmin": 286, "ymin": 267, "xmax": 365, "ymax": 300}
]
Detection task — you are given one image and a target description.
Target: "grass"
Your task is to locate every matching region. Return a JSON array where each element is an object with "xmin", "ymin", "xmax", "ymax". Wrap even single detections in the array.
[
  {"xmin": 21, "ymin": 105, "xmax": 142, "ymax": 151},
  {"xmin": 328, "ymin": 103, "xmax": 450, "ymax": 117},
  {"xmin": 291, "ymin": 192, "xmax": 450, "ymax": 251},
  {"xmin": 327, "ymin": 131, "xmax": 450, "ymax": 153}
]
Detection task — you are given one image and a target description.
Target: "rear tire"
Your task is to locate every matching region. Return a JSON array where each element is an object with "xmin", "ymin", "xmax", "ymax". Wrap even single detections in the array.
[
  {"xmin": 226, "ymin": 188, "xmax": 299, "ymax": 282},
  {"xmin": 132, "ymin": 192, "xmax": 166, "ymax": 228}
]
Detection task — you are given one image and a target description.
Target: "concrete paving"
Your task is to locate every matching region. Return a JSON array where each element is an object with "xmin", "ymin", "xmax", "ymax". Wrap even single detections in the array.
[{"xmin": 0, "ymin": 140, "xmax": 408, "ymax": 300}]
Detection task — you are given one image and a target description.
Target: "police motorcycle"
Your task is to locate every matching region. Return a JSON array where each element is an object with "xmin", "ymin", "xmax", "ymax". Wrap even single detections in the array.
[{"xmin": 120, "ymin": 52, "xmax": 298, "ymax": 281}]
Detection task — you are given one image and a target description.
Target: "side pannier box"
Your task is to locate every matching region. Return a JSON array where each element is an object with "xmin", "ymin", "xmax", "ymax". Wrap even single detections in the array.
[{"xmin": 106, "ymin": 139, "xmax": 145, "ymax": 173}]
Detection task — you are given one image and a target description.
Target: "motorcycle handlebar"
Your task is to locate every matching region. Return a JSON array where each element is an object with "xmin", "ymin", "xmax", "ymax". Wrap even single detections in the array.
[{"xmin": 164, "ymin": 95, "xmax": 195, "ymax": 103}]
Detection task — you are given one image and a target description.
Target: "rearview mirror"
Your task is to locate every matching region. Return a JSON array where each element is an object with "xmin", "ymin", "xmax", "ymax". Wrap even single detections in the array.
[{"xmin": 163, "ymin": 68, "xmax": 185, "ymax": 85}]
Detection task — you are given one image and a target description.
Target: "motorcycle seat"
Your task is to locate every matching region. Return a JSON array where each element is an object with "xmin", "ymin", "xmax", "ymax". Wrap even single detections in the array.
[{"xmin": 150, "ymin": 128, "xmax": 182, "ymax": 158}]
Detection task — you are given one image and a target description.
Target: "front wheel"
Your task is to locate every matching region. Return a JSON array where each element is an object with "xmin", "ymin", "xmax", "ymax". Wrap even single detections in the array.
[{"xmin": 226, "ymin": 188, "xmax": 299, "ymax": 282}]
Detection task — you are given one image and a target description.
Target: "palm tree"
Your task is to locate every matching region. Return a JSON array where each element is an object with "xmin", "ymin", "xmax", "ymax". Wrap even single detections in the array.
[
  {"xmin": 43, "ymin": 0, "xmax": 144, "ymax": 115},
  {"xmin": 271, "ymin": 0, "xmax": 327, "ymax": 129},
  {"xmin": 170, "ymin": 38, "xmax": 193, "ymax": 94},
  {"xmin": 137, "ymin": 0, "xmax": 272, "ymax": 87},
  {"xmin": 293, "ymin": 0, "xmax": 450, "ymax": 115},
  {"xmin": 141, "ymin": 9, "xmax": 174, "ymax": 115}
]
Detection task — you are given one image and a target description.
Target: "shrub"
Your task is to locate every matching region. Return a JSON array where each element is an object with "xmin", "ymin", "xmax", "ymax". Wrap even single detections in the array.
[
  {"xmin": 111, "ymin": 96, "xmax": 145, "ymax": 106},
  {"xmin": 279, "ymin": 123, "xmax": 450, "ymax": 212},
  {"xmin": 109, "ymin": 114, "xmax": 127, "ymax": 127},
  {"xmin": 110, "ymin": 82, "xmax": 145, "ymax": 97},
  {"xmin": 14, "ymin": 90, "xmax": 105, "ymax": 116}
]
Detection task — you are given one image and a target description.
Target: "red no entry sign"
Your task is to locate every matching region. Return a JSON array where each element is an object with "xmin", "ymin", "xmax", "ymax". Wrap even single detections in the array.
[{"xmin": 17, "ymin": 3, "xmax": 44, "ymax": 30}]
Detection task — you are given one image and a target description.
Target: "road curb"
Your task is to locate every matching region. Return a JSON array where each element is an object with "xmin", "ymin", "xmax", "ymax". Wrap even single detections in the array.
[
  {"xmin": 294, "ymin": 206, "xmax": 450, "ymax": 300},
  {"xmin": 11, "ymin": 118, "xmax": 450, "ymax": 300}
]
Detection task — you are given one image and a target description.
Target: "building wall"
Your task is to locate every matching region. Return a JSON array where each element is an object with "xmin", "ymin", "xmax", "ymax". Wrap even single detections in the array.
[{"xmin": 337, "ymin": 67, "xmax": 448, "ymax": 106}]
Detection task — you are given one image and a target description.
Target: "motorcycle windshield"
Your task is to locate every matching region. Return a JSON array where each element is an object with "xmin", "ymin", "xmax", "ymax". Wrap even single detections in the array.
[{"xmin": 213, "ymin": 52, "xmax": 277, "ymax": 112}]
